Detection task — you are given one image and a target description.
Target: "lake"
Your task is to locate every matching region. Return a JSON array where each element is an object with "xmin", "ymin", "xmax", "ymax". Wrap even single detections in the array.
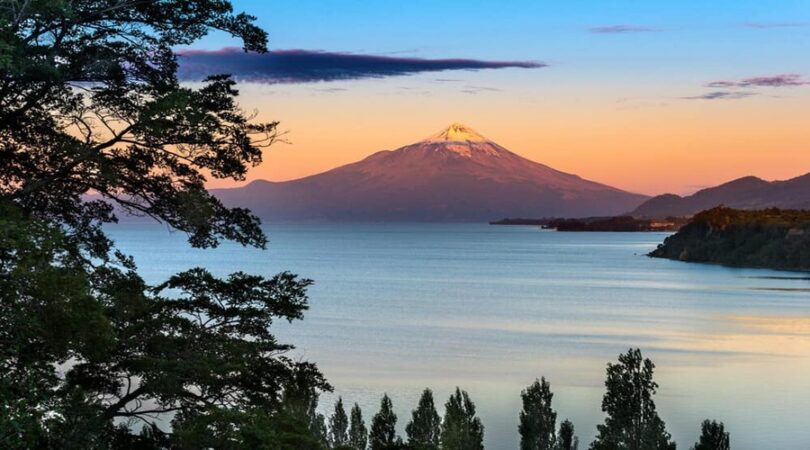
[{"xmin": 107, "ymin": 223, "xmax": 810, "ymax": 449}]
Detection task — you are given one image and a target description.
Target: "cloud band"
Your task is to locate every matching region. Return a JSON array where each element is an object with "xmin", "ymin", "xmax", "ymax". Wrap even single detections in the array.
[{"xmin": 176, "ymin": 48, "xmax": 546, "ymax": 84}]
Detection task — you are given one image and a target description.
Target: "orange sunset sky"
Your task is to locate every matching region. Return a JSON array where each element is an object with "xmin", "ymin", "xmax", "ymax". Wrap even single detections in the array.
[{"xmin": 194, "ymin": 0, "xmax": 810, "ymax": 197}]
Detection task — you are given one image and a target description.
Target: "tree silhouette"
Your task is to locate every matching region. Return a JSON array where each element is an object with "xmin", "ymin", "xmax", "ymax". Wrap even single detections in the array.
[
  {"xmin": 558, "ymin": 419, "xmax": 579, "ymax": 450},
  {"xmin": 519, "ymin": 377, "xmax": 557, "ymax": 450},
  {"xmin": 440, "ymin": 388, "xmax": 484, "ymax": 450},
  {"xmin": 330, "ymin": 397, "xmax": 350, "ymax": 447},
  {"xmin": 0, "ymin": 0, "xmax": 326, "ymax": 447},
  {"xmin": 370, "ymin": 394, "xmax": 401, "ymax": 449},
  {"xmin": 349, "ymin": 403, "xmax": 369, "ymax": 450},
  {"xmin": 590, "ymin": 349, "xmax": 675, "ymax": 450},
  {"xmin": 691, "ymin": 420, "xmax": 729, "ymax": 450},
  {"xmin": 406, "ymin": 388, "xmax": 442, "ymax": 449}
]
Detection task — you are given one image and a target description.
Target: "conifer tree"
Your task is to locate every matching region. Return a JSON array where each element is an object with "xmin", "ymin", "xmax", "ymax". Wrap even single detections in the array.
[
  {"xmin": 440, "ymin": 388, "xmax": 484, "ymax": 450},
  {"xmin": 692, "ymin": 420, "xmax": 729, "ymax": 450},
  {"xmin": 590, "ymin": 349, "xmax": 676, "ymax": 450},
  {"xmin": 370, "ymin": 394, "xmax": 400, "ymax": 449},
  {"xmin": 329, "ymin": 397, "xmax": 350, "ymax": 447},
  {"xmin": 349, "ymin": 403, "xmax": 369, "ymax": 450},
  {"xmin": 519, "ymin": 377, "xmax": 557, "ymax": 450},
  {"xmin": 406, "ymin": 388, "xmax": 442, "ymax": 448}
]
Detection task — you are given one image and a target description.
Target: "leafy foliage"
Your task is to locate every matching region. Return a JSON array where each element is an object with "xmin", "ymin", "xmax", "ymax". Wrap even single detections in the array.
[
  {"xmin": 691, "ymin": 420, "xmax": 729, "ymax": 450},
  {"xmin": 329, "ymin": 397, "xmax": 350, "ymax": 447},
  {"xmin": 590, "ymin": 349, "xmax": 675, "ymax": 450},
  {"xmin": 369, "ymin": 394, "xmax": 401, "ymax": 450},
  {"xmin": 406, "ymin": 388, "xmax": 441, "ymax": 449},
  {"xmin": 0, "ymin": 1, "xmax": 327, "ymax": 448},
  {"xmin": 348, "ymin": 402, "xmax": 369, "ymax": 450},
  {"xmin": 440, "ymin": 388, "xmax": 484, "ymax": 450},
  {"xmin": 519, "ymin": 377, "xmax": 557, "ymax": 450},
  {"xmin": 557, "ymin": 419, "xmax": 578, "ymax": 450}
]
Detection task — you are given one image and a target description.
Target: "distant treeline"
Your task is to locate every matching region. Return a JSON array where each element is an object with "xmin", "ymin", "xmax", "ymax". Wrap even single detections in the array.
[
  {"xmin": 312, "ymin": 349, "xmax": 729, "ymax": 450},
  {"xmin": 650, "ymin": 207, "xmax": 810, "ymax": 270},
  {"xmin": 491, "ymin": 216, "xmax": 686, "ymax": 232}
]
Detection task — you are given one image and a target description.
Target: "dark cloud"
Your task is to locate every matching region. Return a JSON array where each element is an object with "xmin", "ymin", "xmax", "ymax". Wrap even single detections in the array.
[
  {"xmin": 588, "ymin": 25, "xmax": 661, "ymax": 34},
  {"xmin": 741, "ymin": 22, "xmax": 808, "ymax": 29},
  {"xmin": 706, "ymin": 74, "xmax": 810, "ymax": 88},
  {"xmin": 682, "ymin": 91, "xmax": 757, "ymax": 100},
  {"xmin": 176, "ymin": 48, "xmax": 546, "ymax": 84}
]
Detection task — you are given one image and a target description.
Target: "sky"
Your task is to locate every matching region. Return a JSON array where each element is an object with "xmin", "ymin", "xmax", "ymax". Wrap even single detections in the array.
[{"xmin": 183, "ymin": 0, "xmax": 810, "ymax": 195}]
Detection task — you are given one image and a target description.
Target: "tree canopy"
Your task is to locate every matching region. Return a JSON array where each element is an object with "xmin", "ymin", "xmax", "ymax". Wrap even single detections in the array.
[
  {"xmin": 590, "ymin": 349, "xmax": 675, "ymax": 450},
  {"xmin": 406, "ymin": 388, "xmax": 441, "ymax": 449},
  {"xmin": 348, "ymin": 402, "xmax": 369, "ymax": 450},
  {"xmin": 519, "ymin": 377, "xmax": 557, "ymax": 450},
  {"xmin": 692, "ymin": 420, "xmax": 729, "ymax": 450},
  {"xmin": 440, "ymin": 388, "xmax": 484, "ymax": 450},
  {"xmin": 0, "ymin": 1, "xmax": 327, "ymax": 448},
  {"xmin": 369, "ymin": 394, "xmax": 400, "ymax": 450}
]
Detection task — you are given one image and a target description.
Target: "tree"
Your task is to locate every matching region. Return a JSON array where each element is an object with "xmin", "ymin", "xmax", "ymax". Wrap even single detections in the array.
[
  {"xmin": 519, "ymin": 377, "xmax": 557, "ymax": 450},
  {"xmin": 558, "ymin": 419, "xmax": 579, "ymax": 450},
  {"xmin": 0, "ymin": 0, "xmax": 328, "ymax": 447},
  {"xmin": 590, "ymin": 349, "xmax": 676, "ymax": 450},
  {"xmin": 406, "ymin": 388, "xmax": 441, "ymax": 449},
  {"xmin": 440, "ymin": 388, "xmax": 484, "ymax": 450},
  {"xmin": 349, "ymin": 403, "xmax": 369, "ymax": 450},
  {"xmin": 330, "ymin": 397, "xmax": 350, "ymax": 447},
  {"xmin": 691, "ymin": 420, "xmax": 729, "ymax": 450},
  {"xmin": 369, "ymin": 394, "xmax": 401, "ymax": 450}
]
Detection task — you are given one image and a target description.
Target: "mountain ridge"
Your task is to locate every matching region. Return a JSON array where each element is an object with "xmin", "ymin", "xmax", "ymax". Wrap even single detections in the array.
[
  {"xmin": 632, "ymin": 172, "xmax": 810, "ymax": 218},
  {"xmin": 212, "ymin": 124, "xmax": 649, "ymax": 222}
]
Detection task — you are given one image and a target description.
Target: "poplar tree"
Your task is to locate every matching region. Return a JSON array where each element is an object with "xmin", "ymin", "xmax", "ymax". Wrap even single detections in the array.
[
  {"xmin": 349, "ymin": 403, "xmax": 369, "ymax": 450},
  {"xmin": 440, "ymin": 388, "xmax": 484, "ymax": 450},
  {"xmin": 370, "ymin": 394, "xmax": 400, "ymax": 450},
  {"xmin": 558, "ymin": 419, "xmax": 579, "ymax": 450},
  {"xmin": 519, "ymin": 377, "xmax": 557, "ymax": 450},
  {"xmin": 329, "ymin": 397, "xmax": 350, "ymax": 447},
  {"xmin": 692, "ymin": 420, "xmax": 729, "ymax": 450},
  {"xmin": 590, "ymin": 349, "xmax": 676, "ymax": 450},
  {"xmin": 406, "ymin": 388, "xmax": 441, "ymax": 448}
]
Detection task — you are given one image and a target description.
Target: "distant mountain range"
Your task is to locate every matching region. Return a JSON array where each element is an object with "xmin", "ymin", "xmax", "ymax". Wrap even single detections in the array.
[
  {"xmin": 631, "ymin": 173, "xmax": 810, "ymax": 218},
  {"xmin": 212, "ymin": 124, "xmax": 649, "ymax": 222}
]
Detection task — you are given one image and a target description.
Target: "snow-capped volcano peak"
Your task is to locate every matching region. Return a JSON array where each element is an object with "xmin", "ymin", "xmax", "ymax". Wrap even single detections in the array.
[{"xmin": 423, "ymin": 123, "xmax": 489, "ymax": 143}]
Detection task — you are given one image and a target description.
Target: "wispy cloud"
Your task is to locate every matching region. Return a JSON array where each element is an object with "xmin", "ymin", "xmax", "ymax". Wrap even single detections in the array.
[
  {"xmin": 460, "ymin": 85, "xmax": 502, "ymax": 94},
  {"xmin": 706, "ymin": 74, "xmax": 810, "ymax": 88},
  {"xmin": 682, "ymin": 91, "xmax": 757, "ymax": 100},
  {"xmin": 176, "ymin": 48, "xmax": 546, "ymax": 84},
  {"xmin": 588, "ymin": 25, "xmax": 661, "ymax": 34},
  {"xmin": 741, "ymin": 22, "xmax": 808, "ymax": 29}
]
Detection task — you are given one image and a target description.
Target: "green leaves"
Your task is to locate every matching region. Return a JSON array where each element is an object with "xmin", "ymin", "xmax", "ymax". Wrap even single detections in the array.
[
  {"xmin": 370, "ymin": 394, "xmax": 400, "ymax": 450},
  {"xmin": 1, "ymin": 0, "xmax": 275, "ymax": 250},
  {"xmin": 519, "ymin": 378, "xmax": 557, "ymax": 450},
  {"xmin": 406, "ymin": 388, "xmax": 441, "ymax": 448},
  {"xmin": 590, "ymin": 349, "xmax": 675, "ymax": 450},
  {"xmin": 440, "ymin": 388, "xmax": 484, "ymax": 450},
  {"xmin": 1, "ymin": 2, "xmax": 328, "ymax": 447}
]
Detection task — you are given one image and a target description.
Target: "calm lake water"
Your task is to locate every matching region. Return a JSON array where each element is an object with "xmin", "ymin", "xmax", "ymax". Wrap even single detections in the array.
[{"xmin": 107, "ymin": 223, "xmax": 810, "ymax": 449}]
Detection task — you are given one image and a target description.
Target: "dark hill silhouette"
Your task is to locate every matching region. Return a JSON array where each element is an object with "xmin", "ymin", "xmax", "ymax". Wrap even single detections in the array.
[{"xmin": 632, "ymin": 173, "xmax": 810, "ymax": 218}]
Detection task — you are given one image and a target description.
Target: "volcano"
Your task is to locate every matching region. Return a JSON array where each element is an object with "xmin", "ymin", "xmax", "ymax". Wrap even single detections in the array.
[{"xmin": 212, "ymin": 123, "xmax": 648, "ymax": 221}]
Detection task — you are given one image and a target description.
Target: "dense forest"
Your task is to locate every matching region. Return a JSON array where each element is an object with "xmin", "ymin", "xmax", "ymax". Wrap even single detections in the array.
[{"xmin": 650, "ymin": 207, "xmax": 810, "ymax": 270}]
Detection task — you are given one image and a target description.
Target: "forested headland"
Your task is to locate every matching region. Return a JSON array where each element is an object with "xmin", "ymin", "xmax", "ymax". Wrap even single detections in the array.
[{"xmin": 650, "ymin": 207, "xmax": 810, "ymax": 270}]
